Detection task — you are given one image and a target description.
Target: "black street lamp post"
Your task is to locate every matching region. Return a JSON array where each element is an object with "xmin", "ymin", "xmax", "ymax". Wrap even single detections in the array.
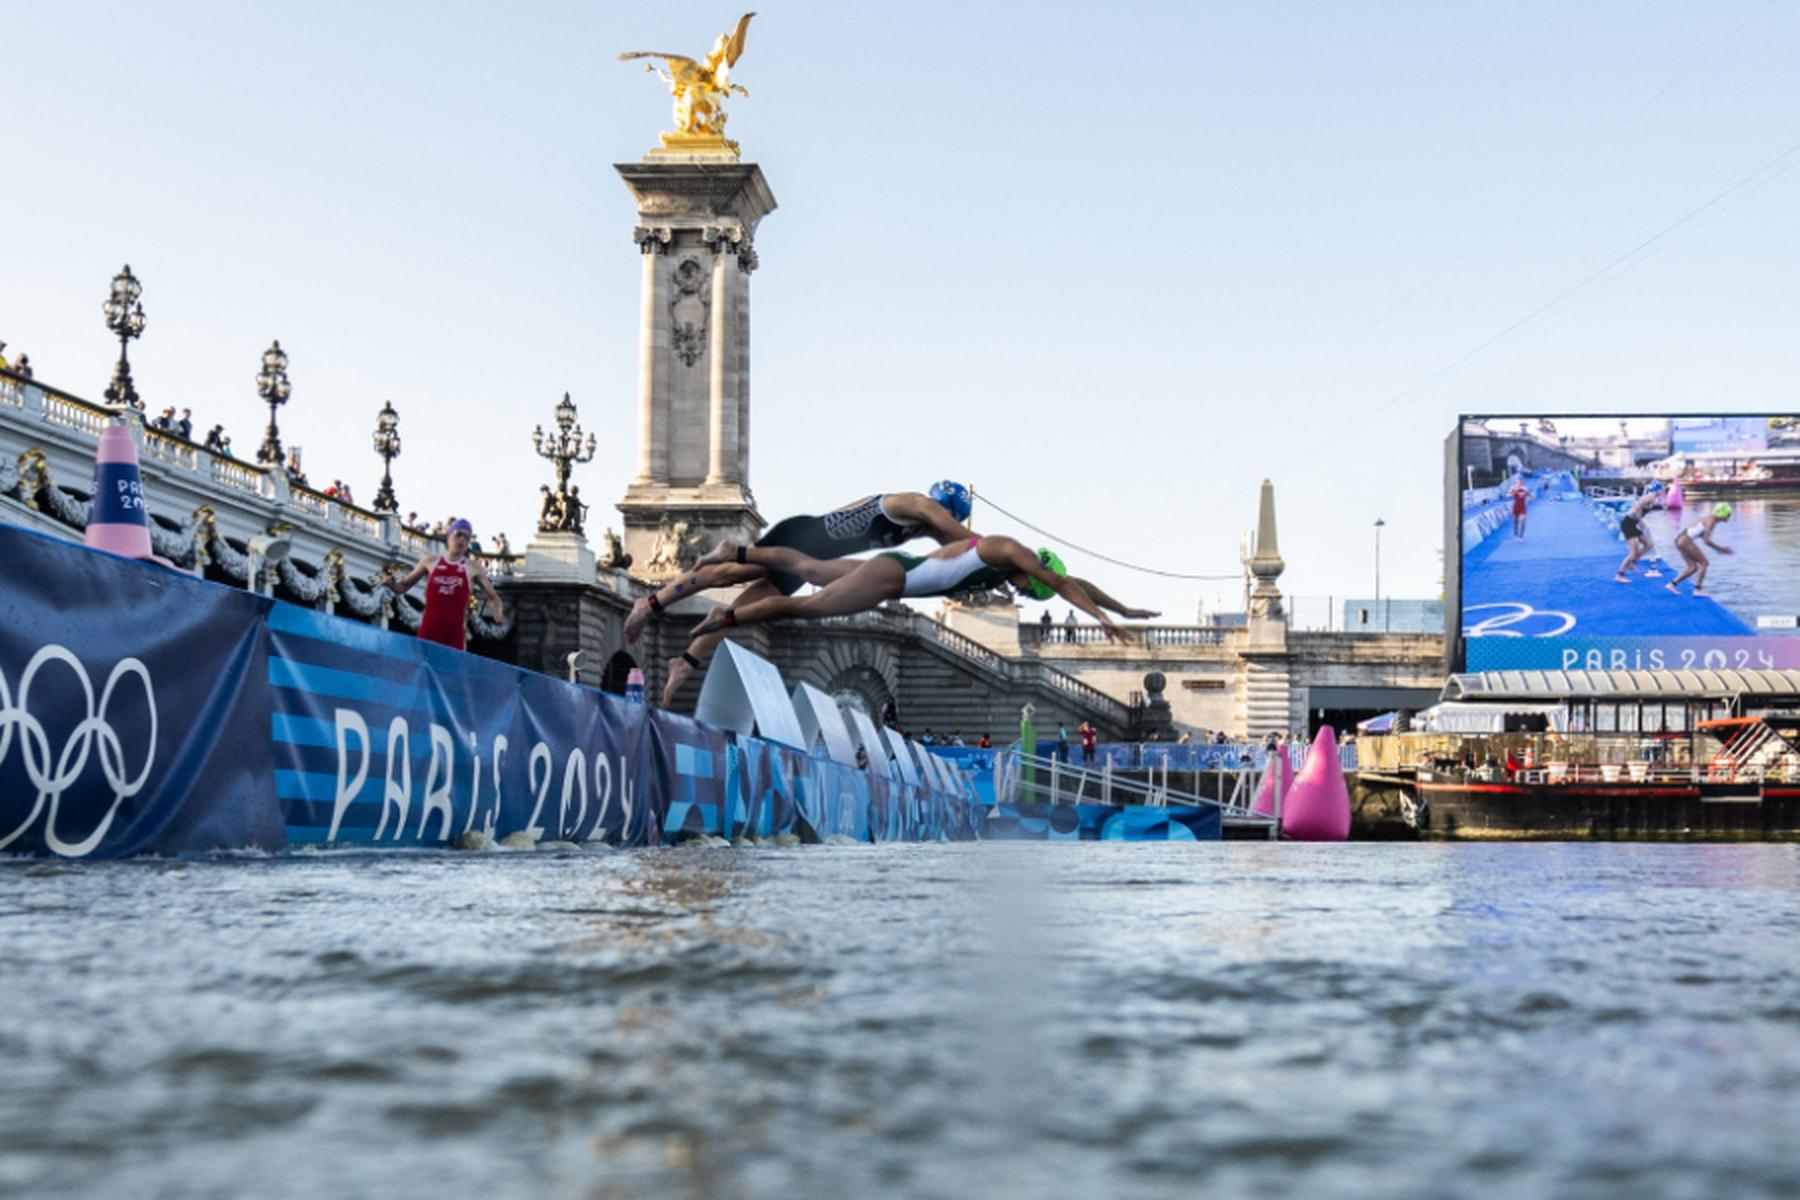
[
  {"xmin": 372, "ymin": 401, "xmax": 401, "ymax": 513},
  {"xmin": 1374, "ymin": 517, "xmax": 1386, "ymax": 632},
  {"xmin": 255, "ymin": 340, "xmax": 292, "ymax": 466},
  {"xmin": 101, "ymin": 265, "xmax": 147, "ymax": 408},
  {"xmin": 532, "ymin": 392, "xmax": 596, "ymax": 534}
]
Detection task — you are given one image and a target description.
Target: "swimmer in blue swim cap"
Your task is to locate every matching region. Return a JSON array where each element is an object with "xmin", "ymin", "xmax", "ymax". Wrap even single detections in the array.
[
  {"xmin": 629, "ymin": 484, "xmax": 978, "ymax": 704},
  {"xmin": 685, "ymin": 533, "xmax": 1140, "ymax": 648}
]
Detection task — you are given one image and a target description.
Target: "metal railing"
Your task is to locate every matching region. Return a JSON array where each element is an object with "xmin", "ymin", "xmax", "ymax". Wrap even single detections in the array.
[
  {"xmin": 1505, "ymin": 758, "xmax": 1800, "ymax": 786},
  {"xmin": 995, "ymin": 749, "xmax": 1278, "ymax": 837}
]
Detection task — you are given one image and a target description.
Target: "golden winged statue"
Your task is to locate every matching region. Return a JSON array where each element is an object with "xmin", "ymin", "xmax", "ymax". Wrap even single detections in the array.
[{"xmin": 620, "ymin": 12, "xmax": 755, "ymax": 154}]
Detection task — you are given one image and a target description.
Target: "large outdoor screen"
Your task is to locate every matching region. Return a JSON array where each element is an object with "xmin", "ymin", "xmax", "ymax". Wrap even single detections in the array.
[{"xmin": 1452, "ymin": 415, "xmax": 1800, "ymax": 672}]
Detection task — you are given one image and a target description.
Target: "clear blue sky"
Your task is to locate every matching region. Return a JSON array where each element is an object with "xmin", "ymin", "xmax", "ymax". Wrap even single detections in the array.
[{"xmin": 6, "ymin": 2, "xmax": 1796, "ymax": 620}]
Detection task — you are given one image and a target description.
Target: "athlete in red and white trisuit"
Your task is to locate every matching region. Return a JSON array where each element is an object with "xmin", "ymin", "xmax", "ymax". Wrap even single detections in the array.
[{"xmin": 386, "ymin": 518, "xmax": 506, "ymax": 651}]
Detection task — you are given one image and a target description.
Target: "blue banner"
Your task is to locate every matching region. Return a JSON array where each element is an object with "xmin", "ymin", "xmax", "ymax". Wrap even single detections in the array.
[
  {"xmin": 0, "ymin": 523, "xmax": 975, "ymax": 858},
  {"xmin": 0, "ymin": 524, "xmax": 282, "ymax": 857}
]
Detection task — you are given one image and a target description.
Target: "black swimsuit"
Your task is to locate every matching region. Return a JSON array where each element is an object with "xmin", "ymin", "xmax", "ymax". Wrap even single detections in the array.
[{"xmin": 756, "ymin": 495, "xmax": 921, "ymax": 595}]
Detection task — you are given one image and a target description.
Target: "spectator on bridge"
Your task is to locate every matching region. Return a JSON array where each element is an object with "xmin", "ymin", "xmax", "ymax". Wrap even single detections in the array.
[
  {"xmin": 950, "ymin": 732, "xmax": 966, "ymax": 747},
  {"xmin": 1176, "ymin": 731, "xmax": 1192, "ymax": 745},
  {"xmin": 1064, "ymin": 609, "xmax": 1078, "ymax": 642},
  {"xmin": 177, "ymin": 408, "xmax": 193, "ymax": 440},
  {"xmin": 1079, "ymin": 721, "xmax": 1097, "ymax": 765},
  {"xmin": 977, "ymin": 732, "xmax": 991, "ymax": 749},
  {"xmin": 153, "ymin": 406, "xmax": 176, "ymax": 431},
  {"xmin": 1056, "ymin": 723, "xmax": 1069, "ymax": 762},
  {"xmin": 0, "ymin": 340, "xmax": 9, "ymax": 369},
  {"xmin": 384, "ymin": 517, "xmax": 505, "ymax": 652},
  {"xmin": 1039, "ymin": 608, "xmax": 1053, "ymax": 640},
  {"xmin": 921, "ymin": 728, "xmax": 937, "ymax": 747},
  {"xmin": 11, "ymin": 353, "xmax": 30, "ymax": 379},
  {"xmin": 1213, "ymin": 730, "xmax": 1228, "ymax": 744}
]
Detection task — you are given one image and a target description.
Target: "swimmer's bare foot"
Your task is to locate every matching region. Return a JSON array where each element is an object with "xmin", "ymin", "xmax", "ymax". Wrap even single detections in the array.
[
  {"xmin": 697, "ymin": 538, "xmax": 739, "ymax": 568},
  {"xmin": 624, "ymin": 595, "xmax": 658, "ymax": 644},
  {"xmin": 690, "ymin": 607, "xmax": 734, "ymax": 638},
  {"xmin": 661, "ymin": 655, "xmax": 693, "ymax": 706}
]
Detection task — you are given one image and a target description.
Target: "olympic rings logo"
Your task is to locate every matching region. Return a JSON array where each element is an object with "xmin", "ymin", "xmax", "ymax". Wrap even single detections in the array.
[
  {"xmin": 1462, "ymin": 602, "xmax": 1577, "ymax": 639},
  {"xmin": 0, "ymin": 645, "xmax": 157, "ymax": 857}
]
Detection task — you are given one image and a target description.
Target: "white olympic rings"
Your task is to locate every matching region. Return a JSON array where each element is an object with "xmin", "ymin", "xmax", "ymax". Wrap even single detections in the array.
[
  {"xmin": 0, "ymin": 645, "xmax": 157, "ymax": 856},
  {"xmin": 1462, "ymin": 602, "xmax": 1577, "ymax": 639}
]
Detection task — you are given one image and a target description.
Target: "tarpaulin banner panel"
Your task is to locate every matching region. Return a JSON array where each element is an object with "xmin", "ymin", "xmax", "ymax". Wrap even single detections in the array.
[
  {"xmin": 268, "ymin": 603, "xmax": 678, "ymax": 847},
  {"xmin": 970, "ymin": 802, "xmax": 1222, "ymax": 841},
  {"xmin": 1, "ymin": 521, "xmax": 1001, "ymax": 857},
  {"xmin": 0, "ymin": 524, "xmax": 284, "ymax": 858}
]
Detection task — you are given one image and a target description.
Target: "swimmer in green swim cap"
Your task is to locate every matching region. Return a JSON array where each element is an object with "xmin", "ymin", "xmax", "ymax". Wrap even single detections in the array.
[
  {"xmin": 683, "ymin": 534, "xmax": 1139, "ymax": 649},
  {"xmin": 1668, "ymin": 502, "xmax": 1734, "ymax": 595}
]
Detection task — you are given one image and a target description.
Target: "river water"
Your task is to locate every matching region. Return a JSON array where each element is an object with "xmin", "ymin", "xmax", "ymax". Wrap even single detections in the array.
[
  {"xmin": 1647, "ymin": 496, "xmax": 1800, "ymax": 627},
  {"xmin": 4, "ymin": 842, "xmax": 1798, "ymax": 1199}
]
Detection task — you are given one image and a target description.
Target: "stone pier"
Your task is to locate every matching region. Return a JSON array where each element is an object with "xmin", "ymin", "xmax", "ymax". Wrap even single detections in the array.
[{"xmin": 614, "ymin": 157, "xmax": 775, "ymax": 578}]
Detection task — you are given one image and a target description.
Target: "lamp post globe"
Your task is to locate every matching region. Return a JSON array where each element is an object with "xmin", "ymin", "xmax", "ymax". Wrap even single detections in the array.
[
  {"xmin": 371, "ymin": 400, "xmax": 402, "ymax": 513},
  {"xmin": 255, "ymin": 340, "xmax": 292, "ymax": 466},
  {"xmin": 101, "ymin": 264, "xmax": 147, "ymax": 408}
]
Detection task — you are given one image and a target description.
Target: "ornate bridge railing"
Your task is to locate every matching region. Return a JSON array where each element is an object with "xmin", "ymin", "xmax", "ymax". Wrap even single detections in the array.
[
  {"xmin": 1022, "ymin": 623, "xmax": 1231, "ymax": 649},
  {"xmin": 812, "ymin": 607, "xmax": 1133, "ymax": 726}
]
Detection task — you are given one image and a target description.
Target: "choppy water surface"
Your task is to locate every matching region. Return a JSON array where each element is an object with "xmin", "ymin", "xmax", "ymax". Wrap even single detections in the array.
[{"xmin": 4, "ymin": 843, "xmax": 1799, "ymax": 1199}]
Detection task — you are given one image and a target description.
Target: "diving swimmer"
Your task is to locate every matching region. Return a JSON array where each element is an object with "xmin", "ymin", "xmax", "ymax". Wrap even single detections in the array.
[
  {"xmin": 682, "ymin": 535, "xmax": 1135, "ymax": 645},
  {"xmin": 1667, "ymin": 503, "xmax": 1733, "ymax": 595},
  {"xmin": 627, "ymin": 483, "xmax": 977, "ymax": 703}
]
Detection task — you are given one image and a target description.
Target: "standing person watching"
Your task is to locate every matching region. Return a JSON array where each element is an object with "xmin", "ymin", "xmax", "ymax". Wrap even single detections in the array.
[
  {"xmin": 386, "ymin": 518, "xmax": 505, "ymax": 651},
  {"xmin": 1079, "ymin": 721, "xmax": 1097, "ymax": 766}
]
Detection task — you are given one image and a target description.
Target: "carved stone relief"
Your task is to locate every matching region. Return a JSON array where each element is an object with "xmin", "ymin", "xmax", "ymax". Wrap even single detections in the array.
[{"xmin": 669, "ymin": 256, "xmax": 710, "ymax": 368}]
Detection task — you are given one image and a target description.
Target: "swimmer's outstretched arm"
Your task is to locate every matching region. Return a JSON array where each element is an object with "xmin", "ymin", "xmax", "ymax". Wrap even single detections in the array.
[
  {"xmin": 1066, "ymin": 574, "xmax": 1159, "ymax": 620},
  {"xmin": 881, "ymin": 491, "xmax": 976, "ymax": 545},
  {"xmin": 981, "ymin": 537, "xmax": 1128, "ymax": 642}
]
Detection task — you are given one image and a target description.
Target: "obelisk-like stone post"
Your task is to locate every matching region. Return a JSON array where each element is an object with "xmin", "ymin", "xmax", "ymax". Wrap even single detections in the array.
[{"xmin": 614, "ymin": 156, "xmax": 774, "ymax": 579}]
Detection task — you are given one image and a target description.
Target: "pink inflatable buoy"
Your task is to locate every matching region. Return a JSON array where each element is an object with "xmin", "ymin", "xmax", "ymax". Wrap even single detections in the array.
[
  {"xmin": 84, "ymin": 422, "xmax": 154, "ymax": 560},
  {"xmin": 1281, "ymin": 726, "xmax": 1351, "ymax": 841},
  {"xmin": 1251, "ymin": 744, "xmax": 1292, "ymax": 817},
  {"xmin": 1666, "ymin": 483, "xmax": 1685, "ymax": 510}
]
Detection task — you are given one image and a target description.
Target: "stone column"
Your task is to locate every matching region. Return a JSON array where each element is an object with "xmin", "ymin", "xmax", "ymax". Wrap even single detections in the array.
[
  {"xmin": 705, "ymin": 240, "xmax": 731, "ymax": 486},
  {"xmin": 614, "ymin": 159, "xmax": 775, "ymax": 579},
  {"xmin": 633, "ymin": 227, "xmax": 670, "ymax": 484},
  {"xmin": 735, "ymin": 249, "xmax": 753, "ymax": 484}
]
